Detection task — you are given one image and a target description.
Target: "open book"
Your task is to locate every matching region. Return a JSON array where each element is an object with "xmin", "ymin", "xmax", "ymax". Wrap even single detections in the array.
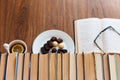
[{"xmin": 75, "ymin": 18, "xmax": 120, "ymax": 53}]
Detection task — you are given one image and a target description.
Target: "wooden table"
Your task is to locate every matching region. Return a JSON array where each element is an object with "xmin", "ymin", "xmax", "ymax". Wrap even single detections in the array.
[{"xmin": 1, "ymin": 0, "xmax": 120, "ymax": 52}]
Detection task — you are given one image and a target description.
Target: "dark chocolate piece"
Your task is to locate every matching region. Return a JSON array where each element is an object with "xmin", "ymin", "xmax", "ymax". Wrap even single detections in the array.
[
  {"xmin": 41, "ymin": 47, "xmax": 48, "ymax": 54},
  {"xmin": 57, "ymin": 38, "xmax": 63, "ymax": 43},
  {"xmin": 47, "ymin": 40, "xmax": 53, "ymax": 48},
  {"xmin": 52, "ymin": 48, "xmax": 57, "ymax": 53},
  {"xmin": 62, "ymin": 49, "xmax": 68, "ymax": 53},
  {"xmin": 51, "ymin": 36, "xmax": 57, "ymax": 41},
  {"xmin": 57, "ymin": 49, "xmax": 63, "ymax": 53},
  {"xmin": 44, "ymin": 44, "xmax": 50, "ymax": 51}
]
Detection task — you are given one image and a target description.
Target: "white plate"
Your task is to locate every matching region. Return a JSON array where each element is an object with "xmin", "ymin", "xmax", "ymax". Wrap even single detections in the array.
[{"xmin": 32, "ymin": 30, "xmax": 75, "ymax": 54}]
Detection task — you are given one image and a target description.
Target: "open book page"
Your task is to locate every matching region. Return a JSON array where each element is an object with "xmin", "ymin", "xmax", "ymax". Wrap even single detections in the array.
[
  {"xmin": 101, "ymin": 18, "xmax": 120, "ymax": 52},
  {"xmin": 75, "ymin": 18, "xmax": 103, "ymax": 53}
]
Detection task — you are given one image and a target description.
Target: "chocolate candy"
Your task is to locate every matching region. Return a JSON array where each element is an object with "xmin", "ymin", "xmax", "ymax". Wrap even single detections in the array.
[
  {"xmin": 58, "ymin": 43, "xmax": 64, "ymax": 49},
  {"xmin": 57, "ymin": 49, "xmax": 63, "ymax": 53},
  {"xmin": 57, "ymin": 49, "xmax": 68, "ymax": 53},
  {"xmin": 51, "ymin": 36, "xmax": 57, "ymax": 41},
  {"xmin": 52, "ymin": 41, "xmax": 58, "ymax": 47},
  {"xmin": 41, "ymin": 47, "xmax": 48, "ymax": 54},
  {"xmin": 40, "ymin": 36, "xmax": 68, "ymax": 54},
  {"xmin": 57, "ymin": 38, "xmax": 63, "ymax": 43},
  {"xmin": 47, "ymin": 40, "xmax": 53, "ymax": 48},
  {"xmin": 62, "ymin": 49, "xmax": 68, "ymax": 53},
  {"xmin": 44, "ymin": 44, "xmax": 50, "ymax": 51},
  {"xmin": 51, "ymin": 48, "xmax": 57, "ymax": 53}
]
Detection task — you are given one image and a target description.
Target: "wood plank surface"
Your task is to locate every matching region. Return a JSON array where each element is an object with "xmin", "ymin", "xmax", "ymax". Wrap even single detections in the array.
[{"xmin": 1, "ymin": 0, "xmax": 120, "ymax": 52}]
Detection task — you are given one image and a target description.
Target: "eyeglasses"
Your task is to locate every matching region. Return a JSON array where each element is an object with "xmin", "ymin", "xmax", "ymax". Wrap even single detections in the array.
[{"xmin": 94, "ymin": 26, "xmax": 120, "ymax": 54}]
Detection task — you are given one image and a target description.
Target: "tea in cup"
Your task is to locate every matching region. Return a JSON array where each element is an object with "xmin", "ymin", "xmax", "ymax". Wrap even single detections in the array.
[{"xmin": 3, "ymin": 40, "xmax": 27, "ymax": 53}]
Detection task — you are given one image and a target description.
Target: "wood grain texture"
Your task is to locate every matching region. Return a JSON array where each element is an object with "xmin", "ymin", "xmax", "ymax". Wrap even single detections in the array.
[{"xmin": 1, "ymin": 0, "xmax": 120, "ymax": 52}]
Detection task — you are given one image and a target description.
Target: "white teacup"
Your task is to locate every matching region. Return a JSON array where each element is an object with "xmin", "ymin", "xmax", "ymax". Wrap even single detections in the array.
[{"xmin": 3, "ymin": 40, "xmax": 27, "ymax": 53}]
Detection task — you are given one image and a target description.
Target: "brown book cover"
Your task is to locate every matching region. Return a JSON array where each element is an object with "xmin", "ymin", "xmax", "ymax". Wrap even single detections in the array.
[
  {"xmin": 57, "ymin": 53, "xmax": 62, "ymax": 80},
  {"xmin": 62, "ymin": 53, "xmax": 70, "ymax": 80},
  {"xmin": 30, "ymin": 54, "xmax": 38, "ymax": 80},
  {"xmin": 23, "ymin": 53, "xmax": 30, "ymax": 80},
  {"xmin": 70, "ymin": 54, "xmax": 76, "ymax": 80},
  {"xmin": 84, "ymin": 53, "xmax": 96, "ymax": 80},
  {"xmin": 77, "ymin": 53, "xmax": 84, "ymax": 80},
  {"xmin": 39, "ymin": 54, "xmax": 49, "ymax": 80},
  {"xmin": 16, "ymin": 54, "xmax": 24, "ymax": 80},
  {"xmin": 6, "ymin": 53, "xmax": 16, "ymax": 80},
  {"xmin": 103, "ymin": 54, "xmax": 110, "ymax": 80},
  {"xmin": 0, "ymin": 53, "xmax": 7, "ymax": 80},
  {"xmin": 49, "ymin": 53, "xmax": 57, "ymax": 80}
]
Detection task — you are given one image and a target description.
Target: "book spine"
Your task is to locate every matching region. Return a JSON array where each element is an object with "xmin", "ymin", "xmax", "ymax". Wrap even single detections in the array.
[
  {"xmin": 39, "ymin": 54, "xmax": 49, "ymax": 80},
  {"xmin": 23, "ymin": 53, "xmax": 30, "ymax": 80},
  {"xmin": 30, "ymin": 54, "xmax": 39, "ymax": 80},
  {"xmin": 77, "ymin": 53, "xmax": 84, "ymax": 80},
  {"xmin": 84, "ymin": 53, "xmax": 96, "ymax": 80},
  {"xmin": 49, "ymin": 53, "xmax": 57, "ymax": 80},
  {"xmin": 70, "ymin": 54, "xmax": 76, "ymax": 80},
  {"xmin": 62, "ymin": 53, "xmax": 70, "ymax": 80},
  {"xmin": 0, "ymin": 53, "xmax": 7, "ymax": 80},
  {"xmin": 57, "ymin": 53, "xmax": 62, "ymax": 80},
  {"xmin": 6, "ymin": 53, "xmax": 17, "ymax": 80}
]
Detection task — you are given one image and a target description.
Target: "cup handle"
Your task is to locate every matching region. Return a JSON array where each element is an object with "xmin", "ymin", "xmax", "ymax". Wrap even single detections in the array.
[{"xmin": 3, "ymin": 43, "xmax": 9, "ymax": 53}]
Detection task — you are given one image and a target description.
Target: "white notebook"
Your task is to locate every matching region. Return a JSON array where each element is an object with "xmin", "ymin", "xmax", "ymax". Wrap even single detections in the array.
[{"xmin": 75, "ymin": 18, "xmax": 120, "ymax": 53}]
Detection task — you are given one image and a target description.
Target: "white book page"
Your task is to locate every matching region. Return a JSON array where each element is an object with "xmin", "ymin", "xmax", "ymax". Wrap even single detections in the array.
[
  {"xmin": 102, "ymin": 18, "xmax": 120, "ymax": 53},
  {"xmin": 75, "ymin": 18, "xmax": 103, "ymax": 53}
]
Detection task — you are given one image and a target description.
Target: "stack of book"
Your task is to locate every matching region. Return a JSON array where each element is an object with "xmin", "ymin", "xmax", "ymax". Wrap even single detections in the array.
[{"xmin": 0, "ymin": 52, "xmax": 120, "ymax": 80}]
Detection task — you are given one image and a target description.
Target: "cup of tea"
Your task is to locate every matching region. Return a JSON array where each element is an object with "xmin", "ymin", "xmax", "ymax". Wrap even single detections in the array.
[{"xmin": 3, "ymin": 40, "xmax": 27, "ymax": 53}]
